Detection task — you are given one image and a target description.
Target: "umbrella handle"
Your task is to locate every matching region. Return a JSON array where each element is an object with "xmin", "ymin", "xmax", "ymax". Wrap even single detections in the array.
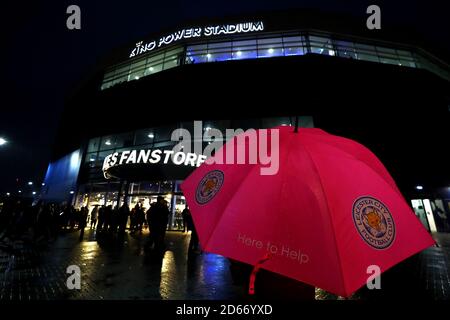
[{"xmin": 248, "ymin": 253, "xmax": 271, "ymax": 295}]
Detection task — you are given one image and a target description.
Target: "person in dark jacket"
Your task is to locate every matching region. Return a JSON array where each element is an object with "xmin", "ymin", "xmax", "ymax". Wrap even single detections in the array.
[
  {"xmin": 97, "ymin": 205, "xmax": 105, "ymax": 232},
  {"xmin": 136, "ymin": 204, "xmax": 145, "ymax": 233},
  {"xmin": 90, "ymin": 205, "xmax": 98, "ymax": 229},
  {"xmin": 78, "ymin": 206, "xmax": 88, "ymax": 241},
  {"xmin": 183, "ymin": 206, "xmax": 199, "ymax": 252},
  {"xmin": 146, "ymin": 196, "xmax": 169, "ymax": 251},
  {"xmin": 118, "ymin": 203, "xmax": 130, "ymax": 235}
]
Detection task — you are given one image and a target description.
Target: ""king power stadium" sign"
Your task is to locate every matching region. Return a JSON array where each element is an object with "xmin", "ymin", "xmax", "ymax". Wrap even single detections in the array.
[{"xmin": 129, "ymin": 21, "xmax": 264, "ymax": 58}]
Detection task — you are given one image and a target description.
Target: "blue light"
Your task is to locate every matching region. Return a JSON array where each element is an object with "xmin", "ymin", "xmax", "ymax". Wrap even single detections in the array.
[
  {"xmin": 70, "ymin": 150, "xmax": 81, "ymax": 171},
  {"xmin": 42, "ymin": 149, "xmax": 82, "ymax": 202}
]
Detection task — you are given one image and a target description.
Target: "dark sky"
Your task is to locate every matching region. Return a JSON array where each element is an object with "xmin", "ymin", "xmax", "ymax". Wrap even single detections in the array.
[{"xmin": 0, "ymin": 0, "xmax": 449, "ymax": 194}]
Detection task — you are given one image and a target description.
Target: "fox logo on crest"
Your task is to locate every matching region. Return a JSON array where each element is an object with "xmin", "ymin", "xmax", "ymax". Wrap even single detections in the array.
[
  {"xmin": 195, "ymin": 170, "xmax": 224, "ymax": 204},
  {"xmin": 352, "ymin": 196, "xmax": 395, "ymax": 250}
]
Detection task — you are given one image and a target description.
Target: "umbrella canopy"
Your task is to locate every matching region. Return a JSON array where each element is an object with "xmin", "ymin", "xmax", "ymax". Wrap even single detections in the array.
[{"xmin": 181, "ymin": 126, "xmax": 434, "ymax": 297}]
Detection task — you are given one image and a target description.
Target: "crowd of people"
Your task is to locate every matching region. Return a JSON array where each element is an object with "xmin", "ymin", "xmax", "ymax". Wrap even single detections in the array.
[
  {"xmin": 0, "ymin": 196, "xmax": 199, "ymax": 254},
  {"xmin": 0, "ymin": 199, "xmax": 82, "ymax": 246}
]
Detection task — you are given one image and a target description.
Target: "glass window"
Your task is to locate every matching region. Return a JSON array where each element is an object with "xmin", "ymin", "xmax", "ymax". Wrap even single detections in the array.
[
  {"xmin": 187, "ymin": 43, "xmax": 208, "ymax": 52},
  {"xmin": 153, "ymin": 125, "xmax": 177, "ymax": 142},
  {"xmin": 261, "ymin": 117, "xmax": 293, "ymax": 128},
  {"xmin": 129, "ymin": 57, "xmax": 147, "ymax": 80},
  {"xmin": 309, "ymin": 36, "xmax": 335, "ymax": 56},
  {"xmin": 208, "ymin": 42, "xmax": 231, "ymax": 49},
  {"xmin": 131, "ymin": 182, "xmax": 161, "ymax": 194},
  {"xmin": 99, "ymin": 132, "xmax": 133, "ymax": 151},
  {"xmin": 105, "ymin": 191, "xmax": 120, "ymax": 208},
  {"xmin": 186, "ymin": 44, "xmax": 208, "ymax": 64},
  {"xmin": 100, "ymin": 136, "xmax": 115, "ymax": 151},
  {"xmin": 354, "ymin": 43, "xmax": 379, "ymax": 63},
  {"xmin": 103, "ymin": 69, "xmax": 115, "ymax": 82},
  {"xmin": 298, "ymin": 116, "xmax": 315, "ymax": 128},
  {"xmin": 207, "ymin": 49, "xmax": 232, "ymax": 62},
  {"xmin": 379, "ymin": 57, "xmax": 400, "ymax": 65},
  {"xmin": 204, "ymin": 120, "xmax": 232, "ymax": 133},
  {"xmin": 114, "ymin": 132, "xmax": 134, "ymax": 149},
  {"xmin": 164, "ymin": 47, "xmax": 183, "ymax": 58},
  {"xmin": 202, "ymin": 120, "xmax": 231, "ymax": 142},
  {"xmin": 163, "ymin": 58, "xmax": 179, "ymax": 70},
  {"xmin": 137, "ymin": 143, "xmax": 154, "ymax": 150},
  {"xmin": 135, "ymin": 129, "xmax": 156, "ymax": 146},
  {"xmin": 335, "ymin": 40, "xmax": 357, "ymax": 59},
  {"xmin": 282, "ymin": 36, "xmax": 305, "ymax": 56},
  {"xmin": 153, "ymin": 141, "xmax": 177, "ymax": 149},
  {"xmin": 231, "ymin": 119, "xmax": 262, "ymax": 130},
  {"xmin": 376, "ymin": 47, "xmax": 399, "ymax": 65},
  {"xmin": 396, "ymin": 49, "xmax": 413, "ymax": 59},
  {"xmin": 178, "ymin": 121, "xmax": 199, "ymax": 147},
  {"xmin": 84, "ymin": 152, "xmax": 98, "ymax": 164},
  {"xmin": 160, "ymin": 181, "xmax": 174, "ymax": 193},
  {"xmin": 207, "ymin": 41, "xmax": 232, "ymax": 62},
  {"xmin": 87, "ymin": 137, "xmax": 101, "ymax": 152},
  {"xmin": 180, "ymin": 121, "xmax": 194, "ymax": 132},
  {"xmin": 163, "ymin": 47, "xmax": 183, "ymax": 70},
  {"xmin": 113, "ymin": 64, "xmax": 130, "ymax": 85},
  {"xmin": 232, "ymin": 39, "xmax": 257, "ymax": 60},
  {"xmin": 146, "ymin": 52, "xmax": 165, "ymax": 64},
  {"xmin": 376, "ymin": 46, "xmax": 397, "ymax": 56},
  {"xmin": 257, "ymin": 37, "xmax": 284, "ymax": 58},
  {"xmin": 147, "ymin": 181, "xmax": 162, "ymax": 194},
  {"xmin": 145, "ymin": 63, "xmax": 163, "ymax": 75},
  {"xmin": 185, "ymin": 52, "xmax": 207, "ymax": 64},
  {"xmin": 97, "ymin": 150, "xmax": 111, "ymax": 162},
  {"xmin": 114, "ymin": 147, "xmax": 132, "ymax": 155},
  {"xmin": 397, "ymin": 50, "xmax": 416, "ymax": 67}
]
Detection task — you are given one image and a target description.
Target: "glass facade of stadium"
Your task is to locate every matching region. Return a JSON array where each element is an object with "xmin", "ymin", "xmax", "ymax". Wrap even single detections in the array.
[
  {"xmin": 100, "ymin": 30, "xmax": 449, "ymax": 90},
  {"xmin": 74, "ymin": 116, "xmax": 314, "ymax": 231}
]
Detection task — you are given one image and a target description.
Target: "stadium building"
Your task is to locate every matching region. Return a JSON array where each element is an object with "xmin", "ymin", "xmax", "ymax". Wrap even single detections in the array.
[{"xmin": 42, "ymin": 11, "xmax": 450, "ymax": 231}]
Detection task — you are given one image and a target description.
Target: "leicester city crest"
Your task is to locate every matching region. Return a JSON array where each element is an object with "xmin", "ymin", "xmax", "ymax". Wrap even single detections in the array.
[
  {"xmin": 195, "ymin": 170, "xmax": 224, "ymax": 204},
  {"xmin": 352, "ymin": 196, "xmax": 395, "ymax": 249}
]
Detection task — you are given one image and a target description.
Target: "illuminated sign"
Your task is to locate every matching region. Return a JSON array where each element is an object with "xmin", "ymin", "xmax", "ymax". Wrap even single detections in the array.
[
  {"xmin": 102, "ymin": 148, "xmax": 207, "ymax": 179},
  {"xmin": 129, "ymin": 21, "xmax": 264, "ymax": 58}
]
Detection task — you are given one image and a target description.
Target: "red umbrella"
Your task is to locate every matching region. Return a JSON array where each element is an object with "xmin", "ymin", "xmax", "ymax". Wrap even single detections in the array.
[{"xmin": 181, "ymin": 126, "xmax": 434, "ymax": 297}]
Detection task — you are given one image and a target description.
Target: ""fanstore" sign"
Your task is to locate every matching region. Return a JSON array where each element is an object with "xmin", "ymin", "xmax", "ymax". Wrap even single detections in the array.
[
  {"xmin": 129, "ymin": 21, "xmax": 264, "ymax": 58},
  {"xmin": 102, "ymin": 149, "xmax": 207, "ymax": 179}
]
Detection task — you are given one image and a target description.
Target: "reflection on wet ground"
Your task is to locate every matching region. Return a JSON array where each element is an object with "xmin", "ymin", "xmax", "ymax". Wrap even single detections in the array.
[
  {"xmin": 0, "ymin": 229, "xmax": 245, "ymax": 300},
  {"xmin": 0, "ymin": 230, "xmax": 449, "ymax": 300}
]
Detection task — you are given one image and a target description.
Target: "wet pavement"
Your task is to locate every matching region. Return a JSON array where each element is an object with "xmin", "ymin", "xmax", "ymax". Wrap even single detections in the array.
[
  {"xmin": 0, "ymin": 229, "xmax": 245, "ymax": 300},
  {"xmin": 0, "ymin": 229, "xmax": 449, "ymax": 300}
]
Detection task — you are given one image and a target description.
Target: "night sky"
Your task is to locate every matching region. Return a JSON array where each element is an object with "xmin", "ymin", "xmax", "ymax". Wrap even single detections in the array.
[{"xmin": 0, "ymin": 0, "xmax": 449, "ymax": 194}]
